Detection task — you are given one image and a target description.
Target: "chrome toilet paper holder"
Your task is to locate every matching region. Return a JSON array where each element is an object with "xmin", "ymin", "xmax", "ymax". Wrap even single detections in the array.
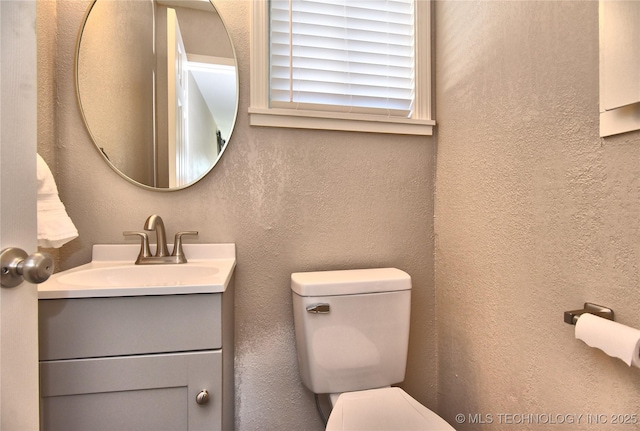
[{"xmin": 564, "ymin": 302, "xmax": 614, "ymax": 325}]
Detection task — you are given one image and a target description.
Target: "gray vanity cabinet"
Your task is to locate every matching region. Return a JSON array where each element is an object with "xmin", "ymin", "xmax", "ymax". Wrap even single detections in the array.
[{"xmin": 38, "ymin": 289, "xmax": 234, "ymax": 431}]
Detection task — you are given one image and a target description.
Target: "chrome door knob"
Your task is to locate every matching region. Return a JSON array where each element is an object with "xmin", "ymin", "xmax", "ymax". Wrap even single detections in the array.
[
  {"xmin": 196, "ymin": 390, "xmax": 210, "ymax": 405},
  {"xmin": 1, "ymin": 247, "xmax": 54, "ymax": 288}
]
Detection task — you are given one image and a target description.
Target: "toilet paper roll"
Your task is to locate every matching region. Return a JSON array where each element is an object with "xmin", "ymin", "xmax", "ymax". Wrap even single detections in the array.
[{"xmin": 575, "ymin": 313, "xmax": 640, "ymax": 367}]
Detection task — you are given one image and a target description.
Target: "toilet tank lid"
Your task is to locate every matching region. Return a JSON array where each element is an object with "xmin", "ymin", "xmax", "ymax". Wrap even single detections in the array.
[{"xmin": 291, "ymin": 268, "xmax": 411, "ymax": 297}]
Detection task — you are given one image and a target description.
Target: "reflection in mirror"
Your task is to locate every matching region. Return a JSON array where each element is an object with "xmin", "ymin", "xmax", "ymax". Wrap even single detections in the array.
[{"xmin": 77, "ymin": 0, "xmax": 238, "ymax": 190}]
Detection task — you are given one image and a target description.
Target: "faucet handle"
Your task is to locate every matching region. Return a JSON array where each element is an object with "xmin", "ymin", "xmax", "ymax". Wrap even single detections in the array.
[
  {"xmin": 123, "ymin": 231, "xmax": 152, "ymax": 264},
  {"xmin": 172, "ymin": 231, "xmax": 199, "ymax": 263}
]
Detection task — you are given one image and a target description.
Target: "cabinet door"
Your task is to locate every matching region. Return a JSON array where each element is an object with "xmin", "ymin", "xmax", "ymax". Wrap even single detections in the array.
[{"xmin": 40, "ymin": 351, "xmax": 222, "ymax": 431}]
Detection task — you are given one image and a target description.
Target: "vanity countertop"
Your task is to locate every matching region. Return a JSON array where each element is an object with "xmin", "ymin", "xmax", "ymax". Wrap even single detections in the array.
[{"xmin": 38, "ymin": 243, "xmax": 236, "ymax": 299}]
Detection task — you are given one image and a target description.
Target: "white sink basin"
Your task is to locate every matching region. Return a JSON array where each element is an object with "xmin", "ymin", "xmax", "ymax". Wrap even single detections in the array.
[
  {"xmin": 38, "ymin": 243, "xmax": 235, "ymax": 299},
  {"xmin": 57, "ymin": 264, "xmax": 220, "ymax": 288}
]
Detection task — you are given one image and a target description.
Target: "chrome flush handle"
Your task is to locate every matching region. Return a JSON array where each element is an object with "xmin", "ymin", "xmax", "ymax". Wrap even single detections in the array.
[{"xmin": 306, "ymin": 304, "xmax": 330, "ymax": 314}]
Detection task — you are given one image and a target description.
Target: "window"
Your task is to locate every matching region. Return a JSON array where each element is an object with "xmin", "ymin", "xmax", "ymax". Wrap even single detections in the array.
[{"xmin": 249, "ymin": 0, "xmax": 434, "ymax": 135}]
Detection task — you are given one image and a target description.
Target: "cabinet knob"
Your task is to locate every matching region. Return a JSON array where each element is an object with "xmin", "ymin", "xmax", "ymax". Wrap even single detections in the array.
[{"xmin": 196, "ymin": 390, "xmax": 210, "ymax": 405}]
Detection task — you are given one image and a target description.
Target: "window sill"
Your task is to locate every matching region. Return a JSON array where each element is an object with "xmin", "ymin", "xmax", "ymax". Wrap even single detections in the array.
[
  {"xmin": 600, "ymin": 103, "xmax": 640, "ymax": 137},
  {"xmin": 248, "ymin": 107, "xmax": 435, "ymax": 136}
]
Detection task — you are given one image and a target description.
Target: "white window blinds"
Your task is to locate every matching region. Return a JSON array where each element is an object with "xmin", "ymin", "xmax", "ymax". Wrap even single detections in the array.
[{"xmin": 270, "ymin": 0, "xmax": 415, "ymax": 118}]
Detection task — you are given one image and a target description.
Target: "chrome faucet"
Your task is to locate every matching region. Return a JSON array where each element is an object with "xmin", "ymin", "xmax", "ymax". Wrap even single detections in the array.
[
  {"xmin": 144, "ymin": 214, "xmax": 169, "ymax": 257},
  {"xmin": 124, "ymin": 215, "xmax": 198, "ymax": 264}
]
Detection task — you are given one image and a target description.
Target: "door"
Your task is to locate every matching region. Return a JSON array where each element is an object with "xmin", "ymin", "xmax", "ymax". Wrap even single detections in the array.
[
  {"xmin": 0, "ymin": 1, "xmax": 40, "ymax": 430},
  {"xmin": 167, "ymin": 7, "xmax": 189, "ymax": 188}
]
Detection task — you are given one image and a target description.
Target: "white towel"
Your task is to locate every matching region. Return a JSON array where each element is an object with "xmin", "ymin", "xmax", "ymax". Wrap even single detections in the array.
[{"xmin": 37, "ymin": 154, "xmax": 78, "ymax": 248}]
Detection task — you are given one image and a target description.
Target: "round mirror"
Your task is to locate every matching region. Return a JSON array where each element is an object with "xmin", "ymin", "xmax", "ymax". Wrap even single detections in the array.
[{"xmin": 76, "ymin": 0, "xmax": 238, "ymax": 191}]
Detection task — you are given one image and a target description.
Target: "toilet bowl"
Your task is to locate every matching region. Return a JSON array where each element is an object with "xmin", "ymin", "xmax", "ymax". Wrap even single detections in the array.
[
  {"xmin": 291, "ymin": 268, "xmax": 455, "ymax": 431},
  {"xmin": 326, "ymin": 387, "xmax": 454, "ymax": 431}
]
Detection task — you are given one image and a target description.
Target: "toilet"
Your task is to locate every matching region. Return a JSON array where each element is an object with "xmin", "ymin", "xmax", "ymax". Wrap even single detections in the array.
[{"xmin": 291, "ymin": 268, "xmax": 456, "ymax": 431}]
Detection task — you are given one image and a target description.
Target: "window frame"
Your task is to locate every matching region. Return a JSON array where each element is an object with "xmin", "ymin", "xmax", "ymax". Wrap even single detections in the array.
[{"xmin": 249, "ymin": 0, "xmax": 435, "ymax": 135}]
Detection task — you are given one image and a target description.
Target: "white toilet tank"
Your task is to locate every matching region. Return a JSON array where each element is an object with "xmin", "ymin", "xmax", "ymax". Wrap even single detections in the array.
[{"xmin": 291, "ymin": 268, "xmax": 412, "ymax": 394}]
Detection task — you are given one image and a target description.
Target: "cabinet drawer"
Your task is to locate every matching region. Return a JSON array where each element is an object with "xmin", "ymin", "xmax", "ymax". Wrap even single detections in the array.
[
  {"xmin": 39, "ymin": 294, "xmax": 222, "ymax": 360},
  {"xmin": 40, "ymin": 351, "xmax": 222, "ymax": 431}
]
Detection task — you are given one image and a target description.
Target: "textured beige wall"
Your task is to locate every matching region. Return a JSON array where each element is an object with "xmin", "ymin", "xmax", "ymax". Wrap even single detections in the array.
[
  {"xmin": 435, "ymin": 1, "xmax": 640, "ymax": 429},
  {"xmin": 39, "ymin": 1, "xmax": 437, "ymax": 430}
]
